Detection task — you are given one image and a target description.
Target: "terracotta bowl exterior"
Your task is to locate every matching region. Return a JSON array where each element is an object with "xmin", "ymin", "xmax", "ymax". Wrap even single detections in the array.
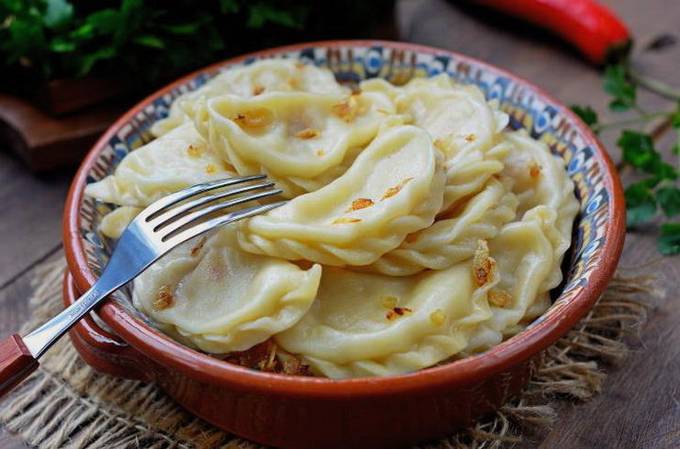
[{"xmin": 62, "ymin": 40, "xmax": 625, "ymax": 449}]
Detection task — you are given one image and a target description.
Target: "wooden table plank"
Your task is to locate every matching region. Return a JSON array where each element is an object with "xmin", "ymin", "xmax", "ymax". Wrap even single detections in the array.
[
  {"xmin": 0, "ymin": 150, "xmax": 72, "ymax": 288},
  {"xmin": 0, "ymin": 250, "xmax": 62, "ymax": 337},
  {"xmin": 533, "ymin": 233, "xmax": 680, "ymax": 449}
]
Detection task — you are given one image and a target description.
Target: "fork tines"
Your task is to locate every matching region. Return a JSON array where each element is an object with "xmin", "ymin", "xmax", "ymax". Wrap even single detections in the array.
[{"xmin": 139, "ymin": 175, "xmax": 284, "ymax": 243}]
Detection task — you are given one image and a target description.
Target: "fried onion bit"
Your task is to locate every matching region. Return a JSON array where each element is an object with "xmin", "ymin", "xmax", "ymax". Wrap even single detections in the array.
[
  {"xmin": 232, "ymin": 108, "xmax": 273, "ymax": 129},
  {"xmin": 489, "ymin": 289, "xmax": 513, "ymax": 307},
  {"xmin": 347, "ymin": 198, "xmax": 374, "ymax": 212},
  {"xmin": 381, "ymin": 177, "xmax": 414, "ymax": 200},
  {"xmin": 472, "ymin": 240, "xmax": 497, "ymax": 287},
  {"xmin": 386, "ymin": 307, "xmax": 413, "ymax": 320},
  {"xmin": 332, "ymin": 217, "xmax": 362, "ymax": 225},
  {"xmin": 295, "ymin": 128, "xmax": 321, "ymax": 139},
  {"xmin": 153, "ymin": 285, "xmax": 174, "ymax": 310}
]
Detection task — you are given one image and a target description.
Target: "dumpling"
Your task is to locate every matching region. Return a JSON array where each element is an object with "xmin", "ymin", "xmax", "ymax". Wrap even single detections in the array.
[
  {"xmin": 501, "ymin": 130, "xmax": 579, "ymax": 263},
  {"xmin": 133, "ymin": 227, "xmax": 322, "ymax": 353},
  {"xmin": 362, "ymin": 75, "xmax": 510, "ymax": 212},
  {"xmin": 361, "ymin": 75, "xmax": 508, "ymax": 157},
  {"xmin": 98, "ymin": 206, "xmax": 141, "ymax": 239},
  {"xmin": 367, "ymin": 178, "xmax": 518, "ymax": 276},
  {"xmin": 464, "ymin": 206, "xmax": 569, "ymax": 353},
  {"xmin": 85, "ymin": 123, "xmax": 235, "ymax": 207},
  {"xmin": 366, "ymin": 75, "xmax": 507, "ymax": 154},
  {"xmin": 204, "ymin": 59, "xmax": 348, "ymax": 98},
  {"xmin": 237, "ymin": 125, "xmax": 446, "ymax": 266},
  {"xmin": 275, "ymin": 260, "xmax": 498, "ymax": 378},
  {"xmin": 152, "ymin": 59, "xmax": 349, "ymax": 137},
  {"xmin": 201, "ymin": 90, "xmax": 395, "ymax": 197},
  {"xmin": 439, "ymin": 138, "xmax": 510, "ymax": 212}
]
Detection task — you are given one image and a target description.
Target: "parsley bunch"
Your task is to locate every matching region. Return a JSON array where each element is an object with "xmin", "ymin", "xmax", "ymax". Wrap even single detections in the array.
[
  {"xmin": 572, "ymin": 65, "xmax": 680, "ymax": 255},
  {"xmin": 0, "ymin": 0, "xmax": 392, "ymax": 92}
]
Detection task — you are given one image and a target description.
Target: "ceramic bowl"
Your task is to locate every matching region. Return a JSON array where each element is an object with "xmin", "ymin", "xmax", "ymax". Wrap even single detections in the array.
[{"xmin": 63, "ymin": 40, "xmax": 625, "ymax": 449}]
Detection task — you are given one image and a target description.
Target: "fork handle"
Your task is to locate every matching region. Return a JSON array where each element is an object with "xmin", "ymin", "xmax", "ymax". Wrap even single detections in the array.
[{"xmin": 0, "ymin": 334, "xmax": 38, "ymax": 398}]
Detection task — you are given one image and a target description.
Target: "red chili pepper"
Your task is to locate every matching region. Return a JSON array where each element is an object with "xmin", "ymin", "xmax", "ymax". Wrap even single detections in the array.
[{"xmin": 474, "ymin": 0, "xmax": 632, "ymax": 65}]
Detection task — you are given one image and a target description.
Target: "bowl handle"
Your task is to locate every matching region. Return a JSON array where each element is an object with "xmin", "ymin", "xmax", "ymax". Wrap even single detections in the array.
[{"xmin": 63, "ymin": 269, "xmax": 152, "ymax": 382}]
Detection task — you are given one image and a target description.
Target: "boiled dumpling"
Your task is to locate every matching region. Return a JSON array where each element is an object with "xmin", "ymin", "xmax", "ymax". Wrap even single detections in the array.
[
  {"xmin": 275, "ymin": 260, "xmax": 498, "ymax": 378},
  {"xmin": 133, "ymin": 227, "xmax": 322, "ymax": 353},
  {"xmin": 439, "ymin": 138, "xmax": 510, "ymax": 212},
  {"xmin": 237, "ymin": 125, "xmax": 446, "ymax": 266},
  {"xmin": 201, "ymin": 90, "xmax": 395, "ymax": 197},
  {"xmin": 367, "ymin": 178, "xmax": 518, "ymax": 276},
  {"xmin": 362, "ymin": 75, "xmax": 507, "ymax": 158},
  {"xmin": 98, "ymin": 206, "xmax": 142, "ymax": 239},
  {"xmin": 465, "ymin": 206, "xmax": 568, "ymax": 353},
  {"xmin": 205, "ymin": 59, "xmax": 348, "ymax": 98},
  {"xmin": 85, "ymin": 123, "xmax": 234, "ymax": 207},
  {"xmin": 152, "ymin": 59, "xmax": 348, "ymax": 137},
  {"xmin": 469, "ymin": 208, "xmax": 570, "ymax": 352},
  {"xmin": 362, "ymin": 75, "xmax": 510, "ymax": 212},
  {"xmin": 501, "ymin": 130, "xmax": 579, "ymax": 270}
]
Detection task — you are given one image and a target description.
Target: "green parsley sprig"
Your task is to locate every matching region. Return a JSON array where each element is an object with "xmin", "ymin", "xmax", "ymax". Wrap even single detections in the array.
[
  {"xmin": 0, "ymin": 0, "xmax": 392, "ymax": 92},
  {"xmin": 572, "ymin": 64, "xmax": 680, "ymax": 255}
]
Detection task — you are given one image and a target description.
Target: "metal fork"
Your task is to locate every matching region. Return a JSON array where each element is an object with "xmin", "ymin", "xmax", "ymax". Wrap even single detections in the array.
[{"xmin": 0, "ymin": 175, "xmax": 284, "ymax": 397}]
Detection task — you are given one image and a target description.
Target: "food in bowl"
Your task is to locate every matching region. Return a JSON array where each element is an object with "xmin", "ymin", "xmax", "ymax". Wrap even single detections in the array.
[{"xmin": 84, "ymin": 59, "xmax": 578, "ymax": 379}]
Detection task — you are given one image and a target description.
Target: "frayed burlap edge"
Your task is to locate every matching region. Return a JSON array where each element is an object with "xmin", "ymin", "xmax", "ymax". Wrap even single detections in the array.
[{"xmin": 0, "ymin": 257, "xmax": 659, "ymax": 449}]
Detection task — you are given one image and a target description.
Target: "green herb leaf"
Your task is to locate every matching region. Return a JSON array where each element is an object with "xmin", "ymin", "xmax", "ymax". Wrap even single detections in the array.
[
  {"xmin": 617, "ymin": 130, "xmax": 678, "ymax": 180},
  {"xmin": 43, "ymin": 0, "xmax": 74, "ymax": 29},
  {"xmin": 118, "ymin": 0, "xmax": 144, "ymax": 45},
  {"xmin": 76, "ymin": 46, "xmax": 116, "ymax": 76},
  {"xmin": 571, "ymin": 105, "xmax": 598, "ymax": 128},
  {"xmin": 658, "ymin": 223, "xmax": 680, "ymax": 255},
  {"xmin": 1, "ymin": 0, "xmax": 25, "ymax": 15},
  {"xmin": 609, "ymin": 98, "xmax": 633, "ymax": 112},
  {"xmin": 657, "ymin": 187, "xmax": 680, "ymax": 217},
  {"xmin": 672, "ymin": 105, "xmax": 680, "ymax": 155},
  {"xmin": 624, "ymin": 180, "xmax": 658, "ymax": 227},
  {"xmin": 70, "ymin": 22, "xmax": 94, "ymax": 40},
  {"xmin": 84, "ymin": 9, "xmax": 120, "ymax": 35},
  {"xmin": 133, "ymin": 34, "xmax": 165, "ymax": 49},
  {"xmin": 121, "ymin": 0, "xmax": 144, "ymax": 16},
  {"xmin": 603, "ymin": 65, "xmax": 636, "ymax": 111},
  {"xmin": 246, "ymin": 3, "xmax": 306, "ymax": 29},
  {"xmin": 49, "ymin": 36, "xmax": 75, "ymax": 52},
  {"xmin": 671, "ymin": 101, "xmax": 680, "ymax": 128},
  {"xmin": 627, "ymin": 202, "xmax": 658, "ymax": 228},
  {"xmin": 7, "ymin": 18, "xmax": 46, "ymax": 63},
  {"xmin": 219, "ymin": 0, "xmax": 240, "ymax": 14},
  {"xmin": 618, "ymin": 130, "xmax": 656, "ymax": 169},
  {"xmin": 162, "ymin": 21, "xmax": 201, "ymax": 35},
  {"xmin": 650, "ymin": 159, "xmax": 679, "ymax": 181}
]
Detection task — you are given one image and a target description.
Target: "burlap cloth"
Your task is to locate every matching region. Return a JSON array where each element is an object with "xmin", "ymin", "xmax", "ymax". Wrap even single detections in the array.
[{"xmin": 0, "ymin": 256, "xmax": 660, "ymax": 449}]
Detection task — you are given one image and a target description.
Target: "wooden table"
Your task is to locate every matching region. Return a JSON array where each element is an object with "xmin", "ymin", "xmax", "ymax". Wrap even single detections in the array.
[{"xmin": 1, "ymin": 1, "xmax": 678, "ymax": 447}]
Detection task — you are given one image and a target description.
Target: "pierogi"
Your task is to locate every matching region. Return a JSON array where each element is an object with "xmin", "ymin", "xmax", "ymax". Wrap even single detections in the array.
[{"xmin": 85, "ymin": 59, "xmax": 578, "ymax": 378}]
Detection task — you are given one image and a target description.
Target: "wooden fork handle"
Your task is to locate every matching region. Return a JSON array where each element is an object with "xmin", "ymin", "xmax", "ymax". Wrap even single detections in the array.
[{"xmin": 0, "ymin": 334, "xmax": 38, "ymax": 398}]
